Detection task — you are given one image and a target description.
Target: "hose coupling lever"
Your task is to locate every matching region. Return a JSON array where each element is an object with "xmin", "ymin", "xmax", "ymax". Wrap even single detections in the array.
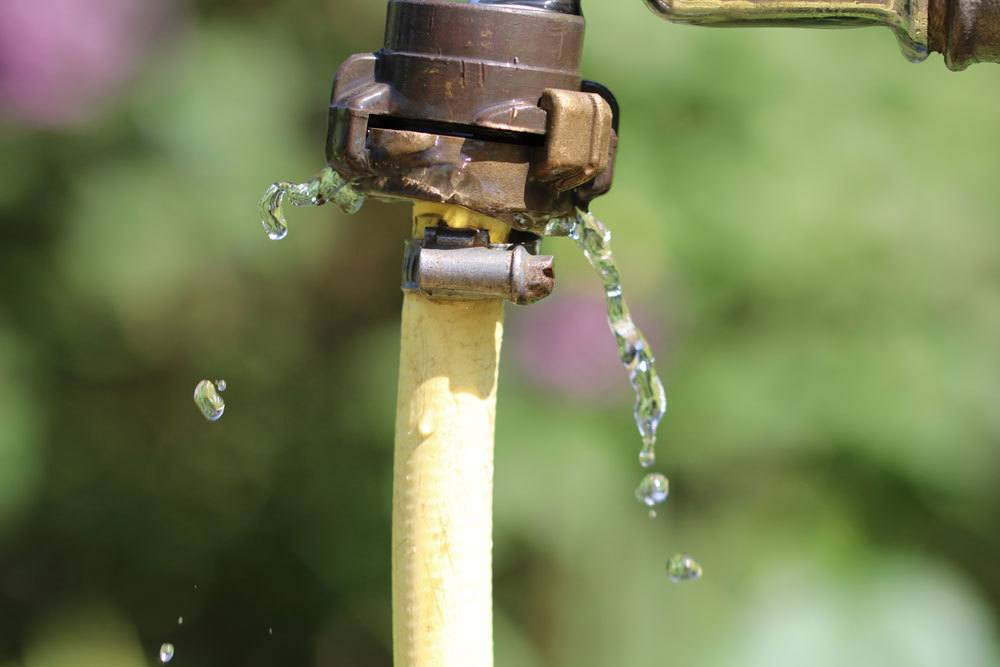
[{"xmin": 402, "ymin": 227, "xmax": 555, "ymax": 305}]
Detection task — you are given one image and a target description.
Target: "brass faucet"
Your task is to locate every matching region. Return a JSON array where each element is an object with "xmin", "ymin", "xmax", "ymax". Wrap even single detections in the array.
[{"xmin": 643, "ymin": 0, "xmax": 999, "ymax": 69}]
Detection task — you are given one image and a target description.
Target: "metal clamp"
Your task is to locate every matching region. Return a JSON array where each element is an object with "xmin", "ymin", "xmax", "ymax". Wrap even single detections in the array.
[{"xmin": 402, "ymin": 227, "xmax": 555, "ymax": 305}]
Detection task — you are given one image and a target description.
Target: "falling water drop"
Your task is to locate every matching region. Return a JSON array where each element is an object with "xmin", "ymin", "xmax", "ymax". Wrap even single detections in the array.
[
  {"xmin": 177, "ymin": 616, "xmax": 183, "ymax": 625},
  {"xmin": 258, "ymin": 166, "xmax": 365, "ymax": 241},
  {"xmin": 666, "ymin": 554, "xmax": 703, "ymax": 583},
  {"xmin": 214, "ymin": 379, "xmax": 227, "ymax": 392},
  {"xmin": 159, "ymin": 642, "xmax": 175, "ymax": 663},
  {"xmin": 635, "ymin": 473, "xmax": 670, "ymax": 507},
  {"xmin": 193, "ymin": 379, "xmax": 225, "ymax": 422}
]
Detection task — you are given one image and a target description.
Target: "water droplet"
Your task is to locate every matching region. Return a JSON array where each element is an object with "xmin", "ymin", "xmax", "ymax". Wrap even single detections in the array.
[
  {"xmin": 214, "ymin": 379, "xmax": 227, "ymax": 392},
  {"xmin": 268, "ymin": 627, "xmax": 273, "ymax": 635},
  {"xmin": 648, "ymin": 509, "xmax": 657, "ymax": 519},
  {"xmin": 159, "ymin": 642, "xmax": 175, "ymax": 663},
  {"xmin": 666, "ymin": 554, "xmax": 702, "ymax": 583},
  {"xmin": 635, "ymin": 473, "xmax": 670, "ymax": 507},
  {"xmin": 177, "ymin": 616, "xmax": 183, "ymax": 625},
  {"xmin": 193, "ymin": 379, "xmax": 225, "ymax": 422},
  {"xmin": 258, "ymin": 167, "xmax": 365, "ymax": 241}
]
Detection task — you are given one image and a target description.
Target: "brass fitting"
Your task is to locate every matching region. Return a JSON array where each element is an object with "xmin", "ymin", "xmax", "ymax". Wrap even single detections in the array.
[
  {"xmin": 644, "ymin": 0, "xmax": 930, "ymax": 62},
  {"xmin": 644, "ymin": 0, "xmax": 1000, "ymax": 68},
  {"xmin": 325, "ymin": 0, "xmax": 619, "ymax": 230}
]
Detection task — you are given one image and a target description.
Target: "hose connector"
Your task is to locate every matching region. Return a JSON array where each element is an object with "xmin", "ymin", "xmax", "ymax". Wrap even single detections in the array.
[{"xmin": 325, "ymin": 0, "xmax": 618, "ymax": 230}]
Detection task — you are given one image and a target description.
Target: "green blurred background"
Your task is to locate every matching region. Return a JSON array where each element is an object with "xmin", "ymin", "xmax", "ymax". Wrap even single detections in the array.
[{"xmin": 2, "ymin": 0, "xmax": 1000, "ymax": 665}]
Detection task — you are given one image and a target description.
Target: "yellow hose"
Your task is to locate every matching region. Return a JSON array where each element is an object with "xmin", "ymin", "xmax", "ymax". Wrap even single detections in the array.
[{"xmin": 392, "ymin": 204, "xmax": 509, "ymax": 667}]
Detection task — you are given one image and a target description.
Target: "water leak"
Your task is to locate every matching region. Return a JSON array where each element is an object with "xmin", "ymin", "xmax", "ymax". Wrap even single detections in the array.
[
  {"xmin": 635, "ymin": 473, "xmax": 670, "ymax": 508},
  {"xmin": 255, "ymin": 171, "xmax": 690, "ymax": 574},
  {"xmin": 258, "ymin": 166, "xmax": 365, "ymax": 241},
  {"xmin": 544, "ymin": 211, "xmax": 703, "ymax": 573},
  {"xmin": 159, "ymin": 642, "xmax": 175, "ymax": 663},
  {"xmin": 193, "ymin": 379, "xmax": 226, "ymax": 422},
  {"xmin": 666, "ymin": 554, "xmax": 703, "ymax": 583},
  {"xmin": 545, "ymin": 209, "xmax": 667, "ymax": 468}
]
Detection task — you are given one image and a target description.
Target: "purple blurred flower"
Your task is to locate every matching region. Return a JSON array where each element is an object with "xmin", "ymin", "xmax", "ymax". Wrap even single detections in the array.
[
  {"xmin": 0, "ymin": 0, "xmax": 169, "ymax": 128},
  {"xmin": 511, "ymin": 291, "xmax": 667, "ymax": 403}
]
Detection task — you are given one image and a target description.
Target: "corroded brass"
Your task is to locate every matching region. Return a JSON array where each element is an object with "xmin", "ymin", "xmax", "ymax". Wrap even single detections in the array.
[
  {"xmin": 645, "ymin": 0, "xmax": 1000, "ymax": 68},
  {"xmin": 534, "ymin": 89, "xmax": 614, "ymax": 193},
  {"xmin": 929, "ymin": 0, "xmax": 1000, "ymax": 68},
  {"xmin": 325, "ymin": 0, "xmax": 619, "ymax": 229},
  {"xmin": 644, "ymin": 0, "xmax": 930, "ymax": 61}
]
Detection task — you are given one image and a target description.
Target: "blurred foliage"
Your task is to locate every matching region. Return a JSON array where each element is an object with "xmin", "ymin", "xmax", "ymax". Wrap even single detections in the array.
[{"xmin": 1, "ymin": 0, "xmax": 1000, "ymax": 665}]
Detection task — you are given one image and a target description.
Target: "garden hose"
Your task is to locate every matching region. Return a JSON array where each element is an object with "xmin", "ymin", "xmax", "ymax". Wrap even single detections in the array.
[{"xmin": 391, "ymin": 204, "xmax": 511, "ymax": 667}]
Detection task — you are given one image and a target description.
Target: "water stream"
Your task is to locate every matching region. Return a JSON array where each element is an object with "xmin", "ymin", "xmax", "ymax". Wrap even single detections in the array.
[
  {"xmin": 258, "ymin": 166, "xmax": 365, "ymax": 241},
  {"xmin": 544, "ymin": 209, "xmax": 668, "ymax": 469},
  {"xmin": 546, "ymin": 210, "xmax": 701, "ymax": 582}
]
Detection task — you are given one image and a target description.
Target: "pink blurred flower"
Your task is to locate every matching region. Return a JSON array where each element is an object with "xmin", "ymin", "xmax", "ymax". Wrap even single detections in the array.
[
  {"xmin": 0, "ymin": 0, "xmax": 169, "ymax": 128},
  {"xmin": 511, "ymin": 291, "xmax": 667, "ymax": 403}
]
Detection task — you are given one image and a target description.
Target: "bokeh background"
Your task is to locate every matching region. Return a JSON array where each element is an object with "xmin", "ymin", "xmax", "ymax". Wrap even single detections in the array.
[{"xmin": 2, "ymin": 0, "xmax": 1000, "ymax": 665}]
